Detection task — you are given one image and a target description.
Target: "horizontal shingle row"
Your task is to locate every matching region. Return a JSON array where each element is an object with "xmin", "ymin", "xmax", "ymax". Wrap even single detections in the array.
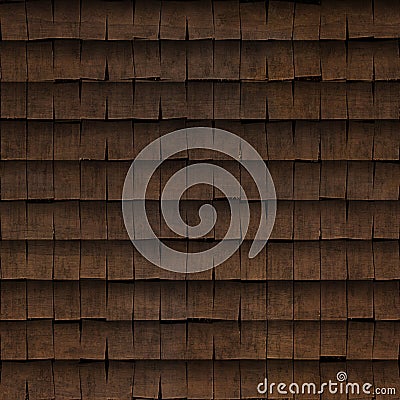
[
  {"xmin": 1, "ymin": 120, "xmax": 399, "ymax": 161},
  {"xmin": 2, "ymin": 39, "xmax": 400, "ymax": 81},
  {"xmin": 1, "ymin": 160, "xmax": 398, "ymax": 200},
  {"xmin": 2, "ymin": 81, "xmax": 400, "ymax": 120},
  {"xmin": 1, "ymin": 240, "xmax": 398, "ymax": 281},
  {"xmin": 1, "ymin": 320, "xmax": 399, "ymax": 362},
  {"xmin": 0, "ymin": 200, "xmax": 398, "ymax": 240},
  {"xmin": 1, "ymin": 0, "xmax": 399, "ymax": 41},
  {"xmin": 1, "ymin": 280, "xmax": 399, "ymax": 320},
  {"xmin": 1, "ymin": 360, "xmax": 398, "ymax": 399}
]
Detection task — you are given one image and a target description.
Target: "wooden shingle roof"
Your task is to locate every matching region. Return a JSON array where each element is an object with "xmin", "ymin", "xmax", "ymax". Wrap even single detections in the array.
[{"xmin": 0, "ymin": 0, "xmax": 399, "ymax": 398}]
